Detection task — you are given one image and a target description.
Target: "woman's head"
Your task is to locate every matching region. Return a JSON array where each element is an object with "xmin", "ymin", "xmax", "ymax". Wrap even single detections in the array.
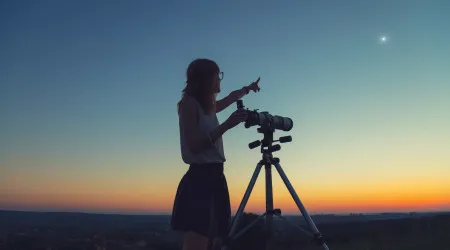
[{"xmin": 179, "ymin": 58, "xmax": 224, "ymax": 113}]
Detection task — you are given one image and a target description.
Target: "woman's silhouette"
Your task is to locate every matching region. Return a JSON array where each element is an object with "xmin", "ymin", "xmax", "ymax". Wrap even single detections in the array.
[{"xmin": 171, "ymin": 58, "xmax": 260, "ymax": 250}]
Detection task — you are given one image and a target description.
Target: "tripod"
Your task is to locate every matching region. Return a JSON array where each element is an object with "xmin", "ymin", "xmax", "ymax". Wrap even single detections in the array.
[{"xmin": 223, "ymin": 125, "xmax": 329, "ymax": 250}]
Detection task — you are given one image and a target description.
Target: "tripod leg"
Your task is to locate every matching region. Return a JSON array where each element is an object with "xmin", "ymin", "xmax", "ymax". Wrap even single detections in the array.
[
  {"xmin": 230, "ymin": 211, "xmax": 267, "ymax": 241},
  {"xmin": 264, "ymin": 163, "xmax": 274, "ymax": 238},
  {"xmin": 224, "ymin": 161, "xmax": 264, "ymax": 249},
  {"xmin": 272, "ymin": 160, "xmax": 330, "ymax": 250}
]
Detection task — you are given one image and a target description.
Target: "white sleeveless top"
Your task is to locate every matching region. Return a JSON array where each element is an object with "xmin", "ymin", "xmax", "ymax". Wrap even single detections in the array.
[{"xmin": 179, "ymin": 97, "xmax": 226, "ymax": 164}]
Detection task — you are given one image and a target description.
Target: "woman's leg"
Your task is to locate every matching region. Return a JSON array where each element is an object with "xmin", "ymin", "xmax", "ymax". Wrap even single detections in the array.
[
  {"xmin": 209, "ymin": 193, "xmax": 220, "ymax": 250},
  {"xmin": 212, "ymin": 238, "xmax": 223, "ymax": 250},
  {"xmin": 183, "ymin": 231, "xmax": 209, "ymax": 250},
  {"xmin": 215, "ymin": 174, "xmax": 231, "ymax": 250}
]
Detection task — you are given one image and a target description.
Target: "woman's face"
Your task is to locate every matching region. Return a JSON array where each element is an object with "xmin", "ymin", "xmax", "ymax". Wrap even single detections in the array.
[{"xmin": 212, "ymin": 71, "xmax": 222, "ymax": 94}]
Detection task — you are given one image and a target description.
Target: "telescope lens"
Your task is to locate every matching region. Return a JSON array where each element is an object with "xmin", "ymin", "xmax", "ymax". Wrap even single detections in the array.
[
  {"xmin": 237, "ymin": 100, "xmax": 293, "ymax": 131},
  {"xmin": 273, "ymin": 115, "xmax": 293, "ymax": 131}
]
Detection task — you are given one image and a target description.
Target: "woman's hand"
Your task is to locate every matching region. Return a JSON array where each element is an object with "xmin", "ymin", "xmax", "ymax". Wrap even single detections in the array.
[
  {"xmin": 247, "ymin": 77, "xmax": 261, "ymax": 93},
  {"xmin": 236, "ymin": 77, "xmax": 260, "ymax": 99},
  {"xmin": 224, "ymin": 109, "xmax": 248, "ymax": 129}
]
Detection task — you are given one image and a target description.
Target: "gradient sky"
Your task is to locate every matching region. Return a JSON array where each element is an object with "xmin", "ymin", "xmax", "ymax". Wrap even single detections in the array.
[{"xmin": 1, "ymin": 0, "xmax": 449, "ymax": 215}]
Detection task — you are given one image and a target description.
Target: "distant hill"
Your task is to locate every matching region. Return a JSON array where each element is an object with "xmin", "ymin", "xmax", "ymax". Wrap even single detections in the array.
[
  {"xmin": 0, "ymin": 210, "xmax": 171, "ymax": 233},
  {"xmin": 283, "ymin": 211, "xmax": 450, "ymax": 225},
  {"xmin": 1, "ymin": 209, "xmax": 449, "ymax": 232}
]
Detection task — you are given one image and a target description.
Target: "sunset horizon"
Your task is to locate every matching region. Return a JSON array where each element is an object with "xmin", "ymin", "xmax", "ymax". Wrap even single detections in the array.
[{"xmin": 2, "ymin": 165, "xmax": 449, "ymax": 215}]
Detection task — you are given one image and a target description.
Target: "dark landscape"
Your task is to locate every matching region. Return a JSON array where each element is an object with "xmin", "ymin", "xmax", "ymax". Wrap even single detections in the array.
[{"xmin": 1, "ymin": 210, "xmax": 449, "ymax": 250}]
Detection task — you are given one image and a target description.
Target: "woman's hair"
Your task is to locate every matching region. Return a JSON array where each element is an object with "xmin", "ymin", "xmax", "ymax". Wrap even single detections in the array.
[{"xmin": 178, "ymin": 58, "xmax": 220, "ymax": 114}]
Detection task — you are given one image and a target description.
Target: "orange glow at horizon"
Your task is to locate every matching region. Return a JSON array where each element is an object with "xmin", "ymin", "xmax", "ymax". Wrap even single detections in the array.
[
  {"xmin": 2, "ymin": 181, "xmax": 449, "ymax": 214},
  {"xmin": 2, "ymin": 193, "xmax": 448, "ymax": 214},
  {"xmin": 2, "ymin": 155, "xmax": 449, "ymax": 214}
]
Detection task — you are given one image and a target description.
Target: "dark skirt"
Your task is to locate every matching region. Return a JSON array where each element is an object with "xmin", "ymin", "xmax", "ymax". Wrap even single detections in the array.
[{"xmin": 170, "ymin": 163, "xmax": 231, "ymax": 238}]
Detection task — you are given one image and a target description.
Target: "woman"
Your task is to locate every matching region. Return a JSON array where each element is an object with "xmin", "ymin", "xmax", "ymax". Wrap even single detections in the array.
[{"xmin": 171, "ymin": 58, "xmax": 260, "ymax": 250}]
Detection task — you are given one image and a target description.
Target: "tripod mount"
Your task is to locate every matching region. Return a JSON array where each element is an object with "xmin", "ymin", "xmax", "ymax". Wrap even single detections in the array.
[{"xmin": 223, "ymin": 120, "xmax": 329, "ymax": 250}]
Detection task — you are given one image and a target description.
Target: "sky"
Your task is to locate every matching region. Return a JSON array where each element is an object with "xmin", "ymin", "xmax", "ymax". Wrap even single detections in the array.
[{"xmin": 1, "ymin": 0, "xmax": 449, "ymax": 215}]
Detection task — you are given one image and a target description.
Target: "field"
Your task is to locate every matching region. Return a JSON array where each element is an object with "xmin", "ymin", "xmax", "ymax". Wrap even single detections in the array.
[{"xmin": 0, "ymin": 210, "xmax": 448, "ymax": 250}]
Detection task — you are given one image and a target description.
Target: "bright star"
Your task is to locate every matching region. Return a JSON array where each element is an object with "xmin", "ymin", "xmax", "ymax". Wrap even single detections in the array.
[{"xmin": 378, "ymin": 34, "xmax": 389, "ymax": 44}]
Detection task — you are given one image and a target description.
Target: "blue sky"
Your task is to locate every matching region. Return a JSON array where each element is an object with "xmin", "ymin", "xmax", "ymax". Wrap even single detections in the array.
[{"xmin": 1, "ymin": 0, "xmax": 449, "ymax": 214}]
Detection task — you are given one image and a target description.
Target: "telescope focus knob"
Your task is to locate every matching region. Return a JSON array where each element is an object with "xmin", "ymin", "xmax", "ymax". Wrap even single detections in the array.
[
  {"xmin": 249, "ymin": 140, "xmax": 261, "ymax": 149},
  {"xmin": 279, "ymin": 136, "xmax": 292, "ymax": 143},
  {"xmin": 269, "ymin": 145, "xmax": 281, "ymax": 152}
]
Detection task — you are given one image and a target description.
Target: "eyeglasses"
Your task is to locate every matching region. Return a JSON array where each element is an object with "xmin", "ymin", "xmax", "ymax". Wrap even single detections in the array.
[{"xmin": 219, "ymin": 72, "xmax": 224, "ymax": 80}]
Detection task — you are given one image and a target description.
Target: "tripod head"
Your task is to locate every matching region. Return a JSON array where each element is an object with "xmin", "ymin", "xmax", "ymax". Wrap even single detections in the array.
[
  {"xmin": 236, "ymin": 100, "xmax": 293, "ymax": 154},
  {"xmin": 248, "ymin": 121, "xmax": 292, "ymax": 154}
]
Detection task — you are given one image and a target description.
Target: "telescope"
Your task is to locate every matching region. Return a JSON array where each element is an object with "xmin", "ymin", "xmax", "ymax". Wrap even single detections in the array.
[
  {"xmin": 224, "ymin": 100, "xmax": 330, "ymax": 250},
  {"xmin": 236, "ymin": 100, "xmax": 293, "ymax": 132}
]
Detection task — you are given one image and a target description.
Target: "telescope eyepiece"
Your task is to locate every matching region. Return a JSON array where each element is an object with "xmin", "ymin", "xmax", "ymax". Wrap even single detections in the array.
[{"xmin": 236, "ymin": 100, "xmax": 244, "ymax": 109}]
